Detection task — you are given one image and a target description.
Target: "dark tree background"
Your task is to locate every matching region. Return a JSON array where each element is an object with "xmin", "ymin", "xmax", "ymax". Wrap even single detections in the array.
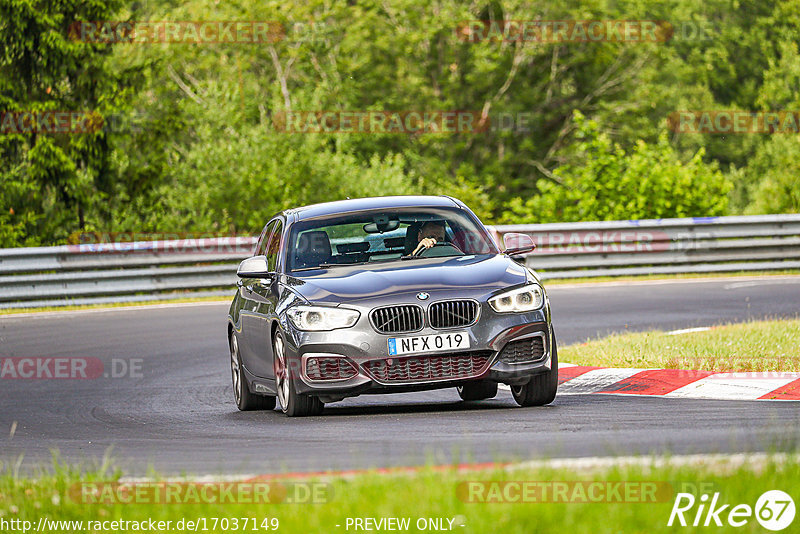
[{"xmin": 2, "ymin": 0, "xmax": 799, "ymax": 247}]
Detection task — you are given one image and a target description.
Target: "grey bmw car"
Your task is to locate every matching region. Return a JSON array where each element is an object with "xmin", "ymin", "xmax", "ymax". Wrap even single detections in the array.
[{"xmin": 227, "ymin": 195, "xmax": 558, "ymax": 416}]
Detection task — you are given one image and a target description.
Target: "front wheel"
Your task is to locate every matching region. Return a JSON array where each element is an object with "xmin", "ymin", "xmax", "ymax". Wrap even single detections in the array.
[
  {"xmin": 230, "ymin": 334, "xmax": 276, "ymax": 411},
  {"xmin": 273, "ymin": 331, "xmax": 324, "ymax": 417},
  {"xmin": 511, "ymin": 333, "xmax": 559, "ymax": 407}
]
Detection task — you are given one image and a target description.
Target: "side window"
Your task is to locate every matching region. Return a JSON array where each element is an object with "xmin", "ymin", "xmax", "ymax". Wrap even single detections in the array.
[
  {"xmin": 266, "ymin": 221, "xmax": 283, "ymax": 272},
  {"xmin": 256, "ymin": 221, "xmax": 276, "ymax": 257}
]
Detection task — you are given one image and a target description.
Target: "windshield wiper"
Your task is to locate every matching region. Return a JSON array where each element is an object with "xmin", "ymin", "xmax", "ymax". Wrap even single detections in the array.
[{"xmin": 292, "ymin": 261, "xmax": 369, "ymax": 272}]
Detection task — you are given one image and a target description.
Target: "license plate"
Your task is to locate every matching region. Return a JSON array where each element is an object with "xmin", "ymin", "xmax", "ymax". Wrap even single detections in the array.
[{"xmin": 387, "ymin": 331, "xmax": 470, "ymax": 356}]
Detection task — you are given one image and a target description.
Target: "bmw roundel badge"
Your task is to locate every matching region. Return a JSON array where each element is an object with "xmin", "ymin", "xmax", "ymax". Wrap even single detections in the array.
[{"xmin": 416, "ymin": 292, "xmax": 430, "ymax": 301}]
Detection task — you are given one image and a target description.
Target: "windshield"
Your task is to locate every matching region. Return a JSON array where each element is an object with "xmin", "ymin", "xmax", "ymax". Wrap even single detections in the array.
[{"xmin": 287, "ymin": 207, "xmax": 497, "ymax": 272}]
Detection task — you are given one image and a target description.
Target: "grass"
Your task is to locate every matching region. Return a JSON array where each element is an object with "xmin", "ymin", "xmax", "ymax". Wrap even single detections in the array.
[
  {"xmin": 1, "ymin": 456, "xmax": 798, "ymax": 533},
  {"xmin": 560, "ymin": 318, "xmax": 800, "ymax": 372},
  {"xmin": 543, "ymin": 269, "xmax": 800, "ymax": 285}
]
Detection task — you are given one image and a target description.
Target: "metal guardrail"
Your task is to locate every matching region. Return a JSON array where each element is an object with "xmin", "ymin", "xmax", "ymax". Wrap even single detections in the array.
[
  {"xmin": 0, "ymin": 238, "xmax": 256, "ymax": 308},
  {"xmin": 1, "ymin": 215, "xmax": 799, "ymax": 308},
  {"xmin": 493, "ymin": 214, "xmax": 800, "ymax": 278}
]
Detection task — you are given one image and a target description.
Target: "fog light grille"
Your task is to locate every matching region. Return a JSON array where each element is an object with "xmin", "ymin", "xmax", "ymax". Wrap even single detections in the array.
[
  {"xmin": 498, "ymin": 336, "xmax": 546, "ymax": 364},
  {"xmin": 305, "ymin": 356, "xmax": 358, "ymax": 381}
]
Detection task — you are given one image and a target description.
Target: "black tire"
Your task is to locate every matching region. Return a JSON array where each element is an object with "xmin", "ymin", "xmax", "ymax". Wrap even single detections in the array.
[
  {"xmin": 308, "ymin": 396, "xmax": 325, "ymax": 416},
  {"xmin": 457, "ymin": 380, "xmax": 498, "ymax": 401},
  {"xmin": 230, "ymin": 334, "xmax": 276, "ymax": 411},
  {"xmin": 511, "ymin": 333, "xmax": 559, "ymax": 407},
  {"xmin": 273, "ymin": 331, "xmax": 324, "ymax": 417}
]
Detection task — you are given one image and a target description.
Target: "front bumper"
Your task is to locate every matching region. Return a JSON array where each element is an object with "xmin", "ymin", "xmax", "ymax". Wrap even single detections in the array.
[{"xmin": 283, "ymin": 300, "xmax": 553, "ymax": 398}]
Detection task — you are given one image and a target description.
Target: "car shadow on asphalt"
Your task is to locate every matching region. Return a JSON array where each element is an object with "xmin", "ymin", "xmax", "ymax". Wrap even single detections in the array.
[
  {"xmin": 224, "ymin": 394, "xmax": 565, "ymax": 419},
  {"xmin": 320, "ymin": 399, "xmax": 521, "ymax": 417}
]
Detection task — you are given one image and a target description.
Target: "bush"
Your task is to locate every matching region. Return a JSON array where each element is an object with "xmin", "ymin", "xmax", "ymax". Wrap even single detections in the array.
[
  {"xmin": 743, "ymin": 135, "xmax": 800, "ymax": 214},
  {"xmin": 501, "ymin": 112, "xmax": 732, "ymax": 223}
]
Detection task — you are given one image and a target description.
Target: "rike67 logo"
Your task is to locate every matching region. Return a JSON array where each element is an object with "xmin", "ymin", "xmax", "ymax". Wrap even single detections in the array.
[{"xmin": 668, "ymin": 490, "xmax": 795, "ymax": 531}]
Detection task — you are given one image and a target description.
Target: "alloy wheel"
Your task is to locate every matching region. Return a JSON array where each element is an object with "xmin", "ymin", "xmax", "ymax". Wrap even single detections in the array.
[
  {"xmin": 230, "ymin": 335, "xmax": 242, "ymax": 405},
  {"xmin": 274, "ymin": 335, "xmax": 290, "ymax": 411}
]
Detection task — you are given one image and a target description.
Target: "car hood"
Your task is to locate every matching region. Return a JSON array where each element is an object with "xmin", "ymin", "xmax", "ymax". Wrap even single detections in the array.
[{"xmin": 286, "ymin": 254, "xmax": 529, "ymax": 304}]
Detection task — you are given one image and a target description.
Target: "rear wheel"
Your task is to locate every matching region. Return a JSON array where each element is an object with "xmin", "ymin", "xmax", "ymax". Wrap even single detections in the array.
[
  {"xmin": 457, "ymin": 380, "xmax": 498, "ymax": 401},
  {"xmin": 230, "ymin": 334, "xmax": 276, "ymax": 411},
  {"xmin": 511, "ymin": 333, "xmax": 559, "ymax": 407},
  {"xmin": 273, "ymin": 331, "xmax": 324, "ymax": 417}
]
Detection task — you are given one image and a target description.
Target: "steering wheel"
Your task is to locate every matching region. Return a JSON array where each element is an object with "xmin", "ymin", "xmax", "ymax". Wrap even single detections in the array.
[{"xmin": 413, "ymin": 242, "xmax": 463, "ymax": 257}]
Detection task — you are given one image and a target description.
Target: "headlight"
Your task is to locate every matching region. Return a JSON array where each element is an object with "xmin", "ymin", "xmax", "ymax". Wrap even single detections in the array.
[
  {"xmin": 489, "ymin": 284, "xmax": 544, "ymax": 313},
  {"xmin": 286, "ymin": 306, "xmax": 360, "ymax": 331}
]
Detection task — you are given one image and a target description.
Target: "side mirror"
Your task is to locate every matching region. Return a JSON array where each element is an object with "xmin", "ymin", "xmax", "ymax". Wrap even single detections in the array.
[
  {"xmin": 237, "ymin": 255, "xmax": 270, "ymax": 278},
  {"xmin": 503, "ymin": 232, "xmax": 536, "ymax": 256}
]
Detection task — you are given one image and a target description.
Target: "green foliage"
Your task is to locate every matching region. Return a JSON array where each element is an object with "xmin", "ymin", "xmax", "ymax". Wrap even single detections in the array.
[
  {"xmin": 738, "ymin": 39, "xmax": 800, "ymax": 215},
  {"xmin": 1, "ymin": 0, "xmax": 799, "ymax": 247},
  {"xmin": 0, "ymin": 174, "xmax": 38, "ymax": 247},
  {"xmin": 0, "ymin": 0, "xmax": 130, "ymax": 245},
  {"xmin": 742, "ymin": 135, "xmax": 800, "ymax": 215},
  {"xmin": 500, "ymin": 112, "xmax": 731, "ymax": 222}
]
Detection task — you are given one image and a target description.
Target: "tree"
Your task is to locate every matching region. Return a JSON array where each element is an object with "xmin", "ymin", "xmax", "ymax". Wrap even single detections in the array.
[
  {"xmin": 500, "ymin": 111, "xmax": 731, "ymax": 223},
  {"xmin": 736, "ymin": 40, "xmax": 800, "ymax": 215},
  {"xmin": 0, "ymin": 0, "xmax": 129, "ymax": 245},
  {"xmin": 742, "ymin": 136, "xmax": 800, "ymax": 214}
]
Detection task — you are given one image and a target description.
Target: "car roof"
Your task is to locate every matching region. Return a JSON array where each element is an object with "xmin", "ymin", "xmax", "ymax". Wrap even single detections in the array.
[{"xmin": 283, "ymin": 195, "xmax": 462, "ymax": 222}]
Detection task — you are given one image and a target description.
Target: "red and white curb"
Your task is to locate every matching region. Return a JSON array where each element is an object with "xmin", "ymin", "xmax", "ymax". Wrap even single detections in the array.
[{"xmin": 551, "ymin": 363, "xmax": 800, "ymax": 400}]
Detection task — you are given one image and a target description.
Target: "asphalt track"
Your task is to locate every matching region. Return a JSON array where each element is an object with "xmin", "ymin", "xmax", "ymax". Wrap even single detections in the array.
[{"xmin": 1, "ymin": 276, "xmax": 799, "ymax": 475}]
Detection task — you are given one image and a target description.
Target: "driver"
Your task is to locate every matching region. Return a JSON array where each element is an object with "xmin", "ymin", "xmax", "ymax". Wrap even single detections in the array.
[{"xmin": 411, "ymin": 220, "xmax": 446, "ymax": 255}]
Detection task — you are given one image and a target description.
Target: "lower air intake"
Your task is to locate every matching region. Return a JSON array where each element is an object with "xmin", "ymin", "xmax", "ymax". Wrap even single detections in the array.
[
  {"xmin": 498, "ymin": 336, "xmax": 546, "ymax": 364},
  {"xmin": 363, "ymin": 352, "xmax": 493, "ymax": 383},
  {"xmin": 305, "ymin": 356, "xmax": 358, "ymax": 381}
]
